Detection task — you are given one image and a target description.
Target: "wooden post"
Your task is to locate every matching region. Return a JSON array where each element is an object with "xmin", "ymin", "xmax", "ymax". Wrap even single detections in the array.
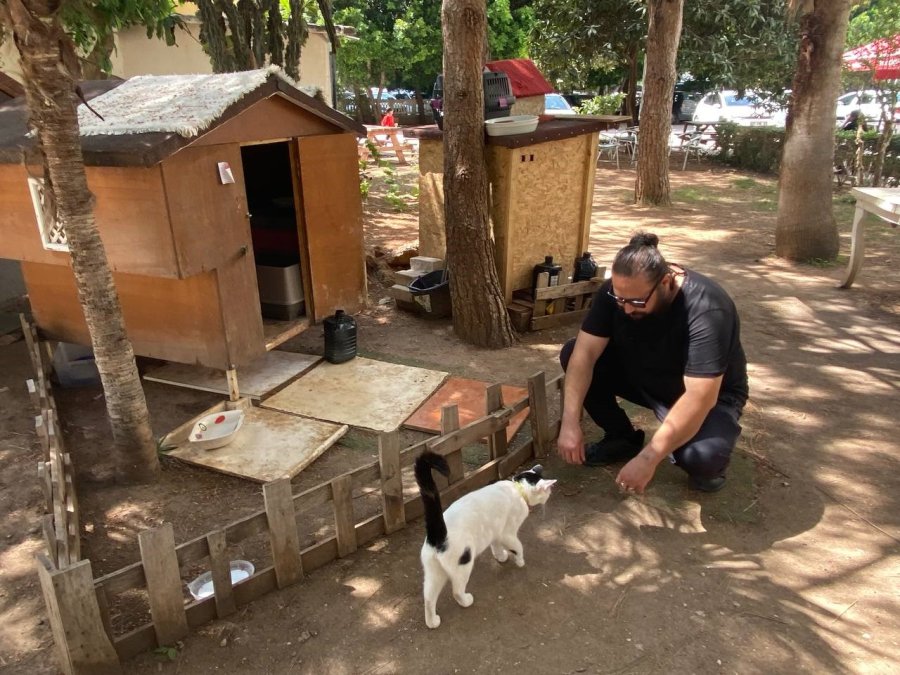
[
  {"xmin": 533, "ymin": 272, "xmax": 550, "ymax": 318},
  {"xmin": 331, "ymin": 474, "xmax": 357, "ymax": 557},
  {"xmin": 225, "ymin": 368, "xmax": 240, "ymax": 402},
  {"xmin": 263, "ymin": 479, "xmax": 304, "ymax": 589},
  {"xmin": 206, "ymin": 529, "xmax": 237, "ymax": 617},
  {"xmin": 137, "ymin": 524, "xmax": 189, "ymax": 647},
  {"xmin": 441, "ymin": 404, "xmax": 465, "ymax": 484},
  {"xmin": 485, "ymin": 384, "xmax": 508, "ymax": 460},
  {"xmin": 378, "ymin": 431, "xmax": 405, "ymax": 534},
  {"xmin": 527, "ymin": 371, "xmax": 550, "ymax": 458},
  {"xmin": 35, "ymin": 555, "xmax": 121, "ymax": 675}
]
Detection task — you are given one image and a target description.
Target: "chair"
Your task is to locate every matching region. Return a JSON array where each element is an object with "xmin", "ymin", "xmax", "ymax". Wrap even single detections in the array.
[
  {"xmin": 597, "ymin": 133, "xmax": 620, "ymax": 169},
  {"xmin": 676, "ymin": 132, "xmax": 707, "ymax": 170}
]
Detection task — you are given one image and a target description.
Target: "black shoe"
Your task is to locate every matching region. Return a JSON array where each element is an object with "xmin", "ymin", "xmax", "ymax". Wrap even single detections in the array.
[
  {"xmin": 583, "ymin": 429, "xmax": 645, "ymax": 466},
  {"xmin": 688, "ymin": 475, "xmax": 727, "ymax": 493}
]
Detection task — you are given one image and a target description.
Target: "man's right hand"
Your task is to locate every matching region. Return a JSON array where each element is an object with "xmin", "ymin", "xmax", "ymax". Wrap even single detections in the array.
[{"xmin": 557, "ymin": 420, "xmax": 585, "ymax": 465}]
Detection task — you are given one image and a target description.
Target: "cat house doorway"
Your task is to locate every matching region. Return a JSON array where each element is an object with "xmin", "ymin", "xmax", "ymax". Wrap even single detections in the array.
[{"xmin": 240, "ymin": 140, "xmax": 313, "ymax": 349}]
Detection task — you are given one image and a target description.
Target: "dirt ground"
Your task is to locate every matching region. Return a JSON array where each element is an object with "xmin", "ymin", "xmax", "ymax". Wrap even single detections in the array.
[{"xmin": 1, "ymin": 150, "xmax": 899, "ymax": 674}]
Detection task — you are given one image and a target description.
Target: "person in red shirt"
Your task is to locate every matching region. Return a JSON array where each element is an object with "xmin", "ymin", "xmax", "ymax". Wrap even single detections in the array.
[{"xmin": 379, "ymin": 109, "xmax": 396, "ymax": 127}]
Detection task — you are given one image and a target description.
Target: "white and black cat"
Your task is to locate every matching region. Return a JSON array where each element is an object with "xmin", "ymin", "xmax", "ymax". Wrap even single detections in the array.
[{"xmin": 414, "ymin": 450, "xmax": 556, "ymax": 629}]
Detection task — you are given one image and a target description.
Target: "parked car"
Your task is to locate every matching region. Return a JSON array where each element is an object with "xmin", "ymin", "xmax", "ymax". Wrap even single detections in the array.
[
  {"xmin": 545, "ymin": 92, "xmax": 577, "ymax": 116},
  {"xmin": 675, "ymin": 91, "xmax": 702, "ymax": 123},
  {"xmin": 835, "ymin": 89, "xmax": 899, "ymax": 126},
  {"xmin": 692, "ymin": 90, "xmax": 786, "ymax": 127}
]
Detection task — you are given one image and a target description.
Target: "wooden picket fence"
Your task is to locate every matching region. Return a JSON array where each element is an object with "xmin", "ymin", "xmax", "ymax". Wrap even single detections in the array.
[
  {"xmin": 35, "ymin": 370, "xmax": 566, "ymax": 674},
  {"xmin": 21, "ymin": 315, "xmax": 81, "ymax": 569}
]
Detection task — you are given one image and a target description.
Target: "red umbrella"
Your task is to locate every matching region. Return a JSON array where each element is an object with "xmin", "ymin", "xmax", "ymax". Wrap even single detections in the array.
[{"xmin": 843, "ymin": 34, "xmax": 900, "ymax": 81}]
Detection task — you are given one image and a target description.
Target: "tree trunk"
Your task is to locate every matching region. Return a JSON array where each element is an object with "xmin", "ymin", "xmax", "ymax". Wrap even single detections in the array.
[
  {"xmin": 625, "ymin": 44, "xmax": 639, "ymax": 123},
  {"xmin": 441, "ymin": 0, "xmax": 516, "ymax": 348},
  {"xmin": 872, "ymin": 116, "xmax": 893, "ymax": 188},
  {"xmin": 634, "ymin": 0, "xmax": 683, "ymax": 206},
  {"xmin": 775, "ymin": 1, "xmax": 850, "ymax": 261},
  {"xmin": 4, "ymin": 0, "xmax": 159, "ymax": 482}
]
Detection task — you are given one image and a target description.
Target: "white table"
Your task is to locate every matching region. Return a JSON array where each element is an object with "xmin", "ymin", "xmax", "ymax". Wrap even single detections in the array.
[{"xmin": 839, "ymin": 187, "xmax": 900, "ymax": 288}]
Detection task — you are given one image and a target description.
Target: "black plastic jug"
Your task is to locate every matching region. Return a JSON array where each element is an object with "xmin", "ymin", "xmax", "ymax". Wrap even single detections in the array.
[
  {"xmin": 573, "ymin": 252, "xmax": 599, "ymax": 282},
  {"xmin": 532, "ymin": 256, "xmax": 562, "ymax": 297},
  {"xmin": 324, "ymin": 309, "xmax": 358, "ymax": 364}
]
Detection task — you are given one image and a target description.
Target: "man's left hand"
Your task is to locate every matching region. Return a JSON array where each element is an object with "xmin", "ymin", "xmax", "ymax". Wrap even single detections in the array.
[{"xmin": 615, "ymin": 452, "xmax": 658, "ymax": 494}]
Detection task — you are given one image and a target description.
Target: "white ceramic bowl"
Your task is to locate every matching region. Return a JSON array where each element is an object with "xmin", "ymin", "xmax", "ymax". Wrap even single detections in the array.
[
  {"xmin": 484, "ymin": 115, "xmax": 539, "ymax": 137},
  {"xmin": 187, "ymin": 560, "xmax": 255, "ymax": 600},
  {"xmin": 188, "ymin": 409, "xmax": 245, "ymax": 451}
]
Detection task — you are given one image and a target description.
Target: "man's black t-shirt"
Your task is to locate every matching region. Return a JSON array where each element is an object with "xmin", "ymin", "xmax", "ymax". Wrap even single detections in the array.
[{"xmin": 581, "ymin": 268, "xmax": 748, "ymax": 410}]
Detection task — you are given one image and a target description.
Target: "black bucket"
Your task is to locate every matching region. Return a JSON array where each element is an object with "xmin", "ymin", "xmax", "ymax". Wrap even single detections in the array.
[{"xmin": 408, "ymin": 270, "xmax": 452, "ymax": 318}]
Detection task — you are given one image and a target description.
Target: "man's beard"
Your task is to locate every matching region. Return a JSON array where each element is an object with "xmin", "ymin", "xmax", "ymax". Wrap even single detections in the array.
[{"xmin": 621, "ymin": 290, "xmax": 675, "ymax": 333}]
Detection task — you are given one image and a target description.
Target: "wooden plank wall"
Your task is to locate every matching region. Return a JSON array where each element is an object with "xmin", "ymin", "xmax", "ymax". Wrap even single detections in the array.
[
  {"xmin": 0, "ymin": 164, "xmax": 179, "ymax": 278},
  {"xmin": 62, "ymin": 383, "xmax": 558, "ymax": 662},
  {"xmin": 297, "ymin": 133, "xmax": 367, "ymax": 321},
  {"xmin": 161, "ymin": 144, "xmax": 253, "ymax": 278},
  {"xmin": 416, "ymin": 139, "xmax": 446, "ymax": 260},
  {"xmin": 502, "ymin": 134, "xmax": 592, "ymax": 302},
  {"xmin": 192, "ymin": 96, "xmax": 338, "ymax": 147},
  {"xmin": 22, "ymin": 262, "xmax": 233, "ymax": 369}
]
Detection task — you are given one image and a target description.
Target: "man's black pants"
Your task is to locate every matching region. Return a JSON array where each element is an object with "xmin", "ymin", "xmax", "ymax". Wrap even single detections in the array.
[{"xmin": 560, "ymin": 338, "xmax": 742, "ymax": 479}]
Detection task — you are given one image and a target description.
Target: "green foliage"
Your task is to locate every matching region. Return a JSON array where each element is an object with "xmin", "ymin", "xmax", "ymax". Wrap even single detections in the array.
[
  {"xmin": 530, "ymin": 0, "xmax": 798, "ymax": 94},
  {"xmin": 847, "ymin": 0, "xmax": 900, "ymax": 49},
  {"xmin": 335, "ymin": 0, "xmax": 535, "ymax": 101},
  {"xmin": 153, "ymin": 645, "xmax": 179, "ymax": 661},
  {"xmin": 713, "ymin": 123, "xmax": 785, "ymax": 174},
  {"xmin": 8, "ymin": 0, "xmax": 186, "ymax": 76},
  {"xmin": 576, "ymin": 93, "xmax": 625, "ymax": 115},
  {"xmin": 194, "ymin": 0, "xmax": 313, "ymax": 80},
  {"xmin": 713, "ymin": 125, "xmax": 900, "ymax": 182}
]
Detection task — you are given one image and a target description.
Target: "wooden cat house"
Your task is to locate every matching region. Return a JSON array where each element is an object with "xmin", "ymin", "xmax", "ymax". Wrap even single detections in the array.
[{"xmin": 0, "ymin": 68, "xmax": 367, "ymax": 370}]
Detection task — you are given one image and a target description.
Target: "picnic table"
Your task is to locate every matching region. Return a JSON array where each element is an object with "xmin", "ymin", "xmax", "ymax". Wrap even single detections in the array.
[
  {"xmin": 839, "ymin": 187, "xmax": 900, "ymax": 288},
  {"xmin": 363, "ymin": 125, "xmax": 408, "ymax": 165}
]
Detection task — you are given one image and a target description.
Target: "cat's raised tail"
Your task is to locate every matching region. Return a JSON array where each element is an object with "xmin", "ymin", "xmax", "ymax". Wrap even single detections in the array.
[{"xmin": 414, "ymin": 451, "xmax": 450, "ymax": 550}]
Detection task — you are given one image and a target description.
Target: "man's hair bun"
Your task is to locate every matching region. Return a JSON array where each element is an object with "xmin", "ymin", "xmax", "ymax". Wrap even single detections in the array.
[{"xmin": 629, "ymin": 232, "xmax": 659, "ymax": 248}]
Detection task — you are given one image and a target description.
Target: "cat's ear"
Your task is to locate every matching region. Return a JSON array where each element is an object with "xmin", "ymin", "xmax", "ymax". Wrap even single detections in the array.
[
  {"xmin": 538, "ymin": 479, "xmax": 557, "ymax": 491},
  {"xmin": 531, "ymin": 465, "xmax": 543, "ymax": 476}
]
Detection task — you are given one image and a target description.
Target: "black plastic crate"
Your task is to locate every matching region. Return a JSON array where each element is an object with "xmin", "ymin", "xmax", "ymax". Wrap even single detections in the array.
[{"xmin": 430, "ymin": 72, "xmax": 516, "ymax": 129}]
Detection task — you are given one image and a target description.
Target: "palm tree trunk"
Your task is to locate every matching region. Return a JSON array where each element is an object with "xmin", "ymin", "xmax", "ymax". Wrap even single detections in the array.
[
  {"xmin": 775, "ymin": 1, "xmax": 850, "ymax": 261},
  {"xmin": 635, "ymin": 0, "xmax": 683, "ymax": 206},
  {"xmin": 4, "ymin": 0, "xmax": 159, "ymax": 482},
  {"xmin": 441, "ymin": 0, "xmax": 516, "ymax": 348}
]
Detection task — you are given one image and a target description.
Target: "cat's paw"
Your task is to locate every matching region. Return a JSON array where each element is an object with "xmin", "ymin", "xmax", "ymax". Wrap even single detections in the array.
[
  {"xmin": 514, "ymin": 556, "xmax": 525, "ymax": 568},
  {"xmin": 455, "ymin": 592, "xmax": 474, "ymax": 607},
  {"xmin": 426, "ymin": 614, "xmax": 441, "ymax": 629},
  {"xmin": 493, "ymin": 549, "xmax": 509, "ymax": 563}
]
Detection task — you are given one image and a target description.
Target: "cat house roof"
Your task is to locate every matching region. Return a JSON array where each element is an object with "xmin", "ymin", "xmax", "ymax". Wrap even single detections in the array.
[
  {"xmin": 0, "ymin": 67, "xmax": 364, "ymax": 167},
  {"xmin": 485, "ymin": 58, "xmax": 554, "ymax": 98}
]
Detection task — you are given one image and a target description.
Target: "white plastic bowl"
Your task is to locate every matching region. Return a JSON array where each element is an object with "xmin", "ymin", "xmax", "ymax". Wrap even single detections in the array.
[
  {"xmin": 187, "ymin": 560, "xmax": 255, "ymax": 600},
  {"xmin": 188, "ymin": 409, "xmax": 245, "ymax": 451},
  {"xmin": 484, "ymin": 115, "xmax": 539, "ymax": 137}
]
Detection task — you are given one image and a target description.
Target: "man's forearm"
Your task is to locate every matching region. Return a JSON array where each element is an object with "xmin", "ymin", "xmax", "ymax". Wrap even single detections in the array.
[
  {"xmin": 641, "ymin": 393, "xmax": 715, "ymax": 463},
  {"xmin": 561, "ymin": 349, "xmax": 596, "ymax": 425}
]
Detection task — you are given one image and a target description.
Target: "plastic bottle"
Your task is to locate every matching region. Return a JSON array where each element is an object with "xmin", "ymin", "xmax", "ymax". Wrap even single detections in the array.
[
  {"xmin": 567, "ymin": 252, "xmax": 599, "ymax": 311},
  {"xmin": 532, "ymin": 256, "xmax": 562, "ymax": 297},
  {"xmin": 323, "ymin": 309, "xmax": 358, "ymax": 364},
  {"xmin": 573, "ymin": 252, "xmax": 599, "ymax": 282}
]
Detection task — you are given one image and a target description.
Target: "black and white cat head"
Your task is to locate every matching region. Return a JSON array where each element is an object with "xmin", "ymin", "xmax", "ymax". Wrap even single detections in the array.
[{"xmin": 513, "ymin": 465, "xmax": 557, "ymax": 506}]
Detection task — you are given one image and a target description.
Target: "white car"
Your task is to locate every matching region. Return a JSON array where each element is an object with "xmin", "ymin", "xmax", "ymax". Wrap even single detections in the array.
[
  {"xmin": 692, "ymin": 90, "xmax": 786, "ymax": 127},
  {"xmin": 835, "ymin": 90, "xmax": 899, "ymax": 125},
  {"xmin": 544, "ymin": 92, "xmax": 577, "ymax": 116}
]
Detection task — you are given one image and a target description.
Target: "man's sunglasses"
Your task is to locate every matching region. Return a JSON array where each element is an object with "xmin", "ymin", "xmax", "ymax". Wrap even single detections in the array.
[{"xmin": 607, "ymin": 273, "xmax": 666, "ymax": 308}]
